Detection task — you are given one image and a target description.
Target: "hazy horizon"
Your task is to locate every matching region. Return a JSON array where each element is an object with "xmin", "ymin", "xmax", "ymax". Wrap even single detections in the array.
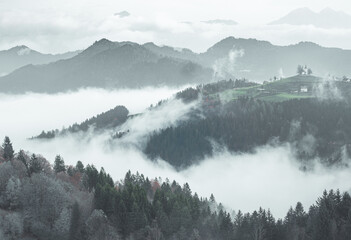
[{"xmin": 1, "ymin": 0, "xmax": 351, "ymax": 54}]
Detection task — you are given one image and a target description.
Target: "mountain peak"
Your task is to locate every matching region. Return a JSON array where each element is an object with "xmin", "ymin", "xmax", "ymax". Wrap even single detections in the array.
[
  {"xmin": 9, "ymin": 45, "xmax": 30, "ymax": 51},
  {"xmin": 212, "ymin": 36, "xmax": 272, "ymax": 48},
  {"xmin": 78, "ymin": 38, "xmax": 117, "ymax": 57},
  {"xmin": 93, "ymin": 38, "xmax": 114, "ymax": 46},
  {"xmin": 143, "ymin": 42, "xmax": 157, "ymax": 48},
  {"xmin": 270, "ymin": 7, "xmax": 351, "ymax": 29},
  {"xmin": 8, "ymin": 45, "xmax": 33, "ymax": 56},
  {"xmin": 294, "ymin": 41, "xmax": 321, "ymax": 48},
  {"xmin": 205, "ymin": 36, "xmax": 272, "ymax": 57}
]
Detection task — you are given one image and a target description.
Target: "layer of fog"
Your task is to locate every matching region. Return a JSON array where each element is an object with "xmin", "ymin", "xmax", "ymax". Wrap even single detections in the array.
[
  {"xmin": 1, "ymin": 88, "xmax": 351, "ymax": 219},
  {"xmin": 0, "ymin": 87, "xmax": 187, "ymax": 142},
  {"xmin": 25, "ymin": 132, "xmax": 351, "ymax": 219}
]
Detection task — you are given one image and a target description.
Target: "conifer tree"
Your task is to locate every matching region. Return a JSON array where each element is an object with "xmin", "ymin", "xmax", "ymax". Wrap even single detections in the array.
[
  {"xmin": 54, "ymin": 155, "xmax": 66, "ymax": 173},
  {"xmin": 17, "ymin": 149, "xmax": 29, "ymax": 175},
  {"xmin": 75, "ymin": 161, "xmax": 85, "ymax": 173},
  {"xmin": 29, "ymin": 154, "xmax": 42, "ymax": 174},
  {"xmin": 2, "ymin": 136, "xmax": 14, "ymax": 161}
]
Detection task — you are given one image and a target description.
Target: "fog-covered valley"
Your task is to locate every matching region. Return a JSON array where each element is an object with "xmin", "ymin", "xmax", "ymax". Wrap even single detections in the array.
[
  {"xmin": 1, "ymin": 86, "xmax": 351, "ymax": 220},
  {"xmin": 0, "ymin": 87, "xmax": 184, "ymax": 141}
]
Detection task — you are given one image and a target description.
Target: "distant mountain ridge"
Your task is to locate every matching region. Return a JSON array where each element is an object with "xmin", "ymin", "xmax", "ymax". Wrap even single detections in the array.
[
  {"xmin": 1, "ymin": 37, "xmax": 351, "ymax": 93},
  {"xmin": 270, "ymin": 7, "xmax": 351, "ymax": 29},
  {"xmin": 199, "ymin": 37, "xmax": 351, "ymax": 81},
  {"xmin": 0, "ymin": 39, "xmax": 211, "ymax": 93},
  {"xmin": 0, "ymin": 45, "xmax": 80, "ymax": 76}
]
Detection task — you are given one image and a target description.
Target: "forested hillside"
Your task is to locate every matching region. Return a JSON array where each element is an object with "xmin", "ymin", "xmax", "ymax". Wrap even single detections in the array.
[
  {"xmin": 145, "ymin": 97, "xmax": 351, "ymax": 168},
  {"xmin": 34, "ymin": 106, "xmax": 129, "ymax": 139},
  {"xmin": 34, "ymin": 79, "xmax": 257, "ymax": 139},
  {"xmin": 32, "ymin": 78, "xmax": 351, "ymax": 170},
  {"xmin": 1, "ymin": 137, "xmax": 351, "ymax": 240}
]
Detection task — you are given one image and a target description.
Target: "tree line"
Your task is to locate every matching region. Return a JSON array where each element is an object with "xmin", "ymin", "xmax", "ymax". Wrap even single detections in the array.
[
  {"xmin": 35, "ymin": 105, "xmax": 129, "ymax": 139},
  {"xmin": 1, "ymin": 136, "xmax": 351, "ymax": 239}
]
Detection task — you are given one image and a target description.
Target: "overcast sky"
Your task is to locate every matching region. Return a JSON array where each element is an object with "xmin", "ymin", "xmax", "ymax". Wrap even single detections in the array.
[{"xmin": 0, "ymin": 0, "xmax": 351, "ymax": 53}]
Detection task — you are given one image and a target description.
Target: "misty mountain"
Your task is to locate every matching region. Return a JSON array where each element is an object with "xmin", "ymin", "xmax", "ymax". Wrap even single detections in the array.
[
  {"xmin": 0, "ymin": 45, "xmax": 80, "ymax": 76},
  {"xmin": 270, "ymin": 7, "xmax": 351, "ymax": 29},
  {"xmin": 2, "ymin": 37, "xmax": 351, "ymax": 93},
  {"xmin": 143, "ymin": 37, "xmax": 351, "ymax": 81},
  {"xmin": 0, "ymin": 39, "xmax": 211, "ymax": 93},
  {"xmin": 199, "ymin": 36, "xmax": 351, "ymax": 81}
]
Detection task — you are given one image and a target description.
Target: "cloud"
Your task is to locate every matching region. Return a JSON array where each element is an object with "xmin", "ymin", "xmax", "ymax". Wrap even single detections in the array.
[
  {"xmin": 114, "ymin": 11, "xmax": 130, "ymax": 18},
  {"xmin": 0, "ymin": 87, "xmax": 185, "ymax": 142},
  {"xmin": 116, "ymin": 99, "xmax": 198, "ymax": 149},
  {"xmin": 212, "ymin": 47, "xmax": 245, "ymax": 79},
  {"xmin": 278, "ymin": 68, "xmax": 285, "ymax": 79},
  {"xmin": 202, "ymin": 19, "xmax": 238, "ymax": 25},
  {"xmin": 313, "ymin": 76, "xmax": 344, "ymax": 101},
  {"xmin": 23, "ymin": 130, "xmax": 351, "ymax": 219},
  {"xmin": 1, "ymin": 87, "xmax": 351, "ymax": 219}
]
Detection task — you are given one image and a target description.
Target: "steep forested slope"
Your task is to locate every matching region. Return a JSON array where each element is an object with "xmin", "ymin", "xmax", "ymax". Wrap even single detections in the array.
[
  {"xmin": 0, "ymin": 139, "xmax": 351, "ymax": 240},
  {"xmin": 34, "ymin": 106, "xmax": 129, "ymax": 139},
  {"xmin": 145, "ymin": 97, "xmax": 351, "ymax": 168},
  {"xmin": 32, "ymin": 78, "xmax": 351, "ymax": 169},
  {"xmin": 142, "ymin": 77, "xmax": 351, "ymax": 168}
]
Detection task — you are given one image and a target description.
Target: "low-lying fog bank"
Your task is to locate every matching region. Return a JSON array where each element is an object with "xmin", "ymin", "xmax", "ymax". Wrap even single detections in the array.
[
  {"xmin": 0, "ymin": 87, "xmax": 186, "ymax": 142},
  {"xmin": 1, "ymin": 87, "xmax": 350, "ymax": 219}
]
